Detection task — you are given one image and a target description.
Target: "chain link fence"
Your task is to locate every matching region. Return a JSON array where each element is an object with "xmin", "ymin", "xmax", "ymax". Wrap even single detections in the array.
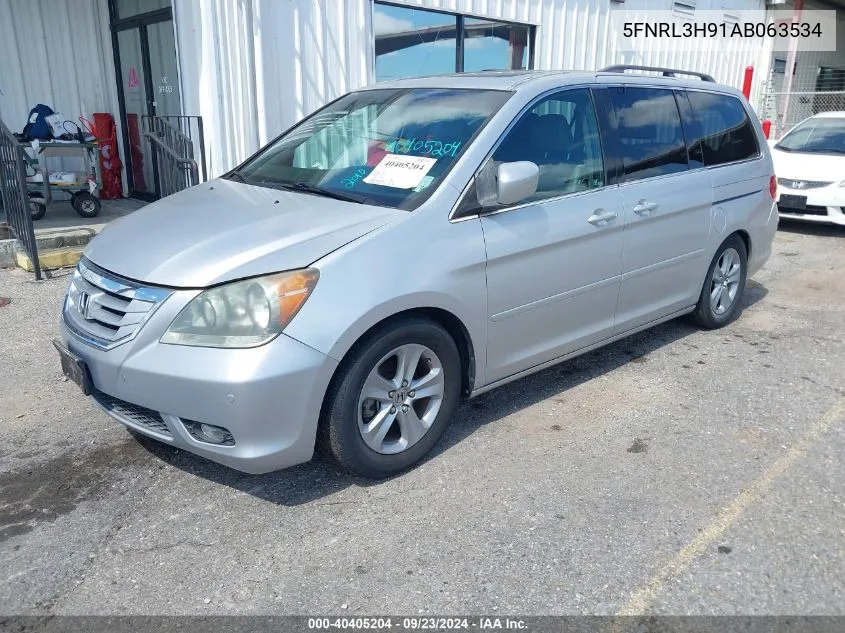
[{"xmin": 756, "ymin": 64, "xmax": 845, "ymax": 139}]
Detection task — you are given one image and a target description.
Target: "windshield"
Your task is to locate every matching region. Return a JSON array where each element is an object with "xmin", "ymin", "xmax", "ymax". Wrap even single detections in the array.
[
  {"xmin": 775, "ymin": 117, "xmax": 845, "ymax": 154},
  {"xmin": 228, "ymin": 88, "xmax": 511, "ymax": 210}
]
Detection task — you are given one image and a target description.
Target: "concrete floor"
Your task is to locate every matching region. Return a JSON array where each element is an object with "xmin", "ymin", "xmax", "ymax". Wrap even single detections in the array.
[
  {"xmin": 32, "ymin": 197, "xmax": 146, "ymax": 236},
  {"xmin": 0, "ymin": 220, "xmax": 843, "ymax": 616}
]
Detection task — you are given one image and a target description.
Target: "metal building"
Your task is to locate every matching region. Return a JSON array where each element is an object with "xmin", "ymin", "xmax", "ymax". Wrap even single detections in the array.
[{"xmin": 1, "ymin": 0, "xmax": 827, "ymax": 199}]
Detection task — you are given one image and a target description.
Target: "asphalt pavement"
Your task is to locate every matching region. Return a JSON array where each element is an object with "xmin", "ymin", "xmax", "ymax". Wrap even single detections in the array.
[{"xmin": 0, "ymin": 220, "xmax": 843, "ymax": 616}]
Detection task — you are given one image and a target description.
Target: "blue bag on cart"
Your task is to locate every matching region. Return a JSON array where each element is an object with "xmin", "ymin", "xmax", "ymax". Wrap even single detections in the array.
[{"xmin": 22, "ymin": 104, "xmax": 56, "ymax": 141}]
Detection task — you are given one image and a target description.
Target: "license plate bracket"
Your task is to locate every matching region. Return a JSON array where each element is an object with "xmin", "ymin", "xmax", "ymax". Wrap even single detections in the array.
[
  {"xmin": 780, "ymin": 193, "xmax": 807, "ymax": 210},
  {"xmin": 53, "ymin": 339, "xmax": 92, "ymax": 396}
]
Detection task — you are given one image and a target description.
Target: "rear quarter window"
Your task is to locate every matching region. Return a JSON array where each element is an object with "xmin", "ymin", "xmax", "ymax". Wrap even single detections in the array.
[{"xmin": 684, "ymin": 91, "xmax": 760, "ymax": 166}]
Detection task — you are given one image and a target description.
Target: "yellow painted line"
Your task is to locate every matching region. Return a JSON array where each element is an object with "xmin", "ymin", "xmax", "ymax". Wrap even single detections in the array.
[
  {"xmin": 16, "ymin": 246, "xmax": 83, "ymax": 272},
  {"xmin": 617, "ymin": 397, "xmax": 845, "ymax": 616}
]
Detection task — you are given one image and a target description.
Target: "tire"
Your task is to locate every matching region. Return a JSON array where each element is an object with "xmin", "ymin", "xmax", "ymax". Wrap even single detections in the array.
[
  {"xmin": 28, "ymin": 192, "xmax": 46, "ymax": 221},
  {"xmin": 72, "ymin": 192, "xmax": 101, "ymax": 218},
  {"xmin": 320, "ymin": 317, "xmax": 461, "ymax": 478},
  {"xmin": 691, "ymin": 234, "xmax": 748, "ymax": 329}
]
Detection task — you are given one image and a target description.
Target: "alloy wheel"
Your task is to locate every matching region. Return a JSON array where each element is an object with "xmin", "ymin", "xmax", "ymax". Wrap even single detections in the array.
[
  {"xmin": 357, "ymin": 343, "xmax": 445, "ymax": 455},
  {"xmin": 709, "ymin": 247, "xmax": 742, "ymax": 315}
]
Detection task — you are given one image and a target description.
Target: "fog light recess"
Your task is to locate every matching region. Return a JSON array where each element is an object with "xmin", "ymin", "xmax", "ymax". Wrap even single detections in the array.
[{"xmin": 182, "ymin": 420, "xmax": 235, "ymax": 446}]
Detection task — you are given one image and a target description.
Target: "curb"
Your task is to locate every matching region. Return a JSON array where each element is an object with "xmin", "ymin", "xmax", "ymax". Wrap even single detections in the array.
[
  {"xmin": 16, "ymin": 246, "xmax": 83, "ymax": 272},
  {"xmin": 0, "ymin": 228, "xmax": 95, "ymax": 270}
]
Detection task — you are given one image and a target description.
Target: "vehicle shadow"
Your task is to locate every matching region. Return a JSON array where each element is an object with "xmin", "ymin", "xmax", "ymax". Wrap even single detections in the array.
[
  {"xmin": 777, "ymin": 219, "xmax": 844, "ymax": 238},
  {"xmin": 135, "ymin": 283, "xmax": 768, "ymax": 506}
]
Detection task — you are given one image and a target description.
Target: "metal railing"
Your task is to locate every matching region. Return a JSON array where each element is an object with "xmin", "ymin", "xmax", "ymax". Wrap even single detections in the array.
[
  {"xmin": 0, "ymin": 116, "xmax": 41, "ymax": 279},
  {"xmin": 141, "ymin": 115, "xmax": 206, "ymax": 199}
]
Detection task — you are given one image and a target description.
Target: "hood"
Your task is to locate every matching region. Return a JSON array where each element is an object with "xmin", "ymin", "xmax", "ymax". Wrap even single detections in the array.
[
  {"xmin": 84, "ymin": 179, "xmax": 403, "ymax": 287},
  {"xmin": 771, "ymin": 145, "xmax": 845, "ymax": 183}
]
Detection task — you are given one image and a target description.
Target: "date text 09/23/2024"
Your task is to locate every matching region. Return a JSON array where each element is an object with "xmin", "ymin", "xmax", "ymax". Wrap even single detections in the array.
[{"xmin": 307, "ymin": 617, "xmax": 528, "ymax": 630}]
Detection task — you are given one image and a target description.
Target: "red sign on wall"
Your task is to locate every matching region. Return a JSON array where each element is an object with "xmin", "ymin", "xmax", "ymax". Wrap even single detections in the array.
[{"xmin": 128, "ymin": 67, "xmax": 139, "ymax": 89}]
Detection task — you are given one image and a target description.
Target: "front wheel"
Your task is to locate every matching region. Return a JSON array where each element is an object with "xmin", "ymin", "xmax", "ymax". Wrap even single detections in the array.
[
  {"xmin": 320, "ymin": 318, "xmax": 461, "ymax": 478},
  {"xmin": 691, "ymin": 235, "xmax": 748, "ymax": 329}
]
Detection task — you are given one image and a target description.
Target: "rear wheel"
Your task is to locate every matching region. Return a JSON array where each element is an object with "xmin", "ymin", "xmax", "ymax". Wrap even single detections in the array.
[
  {"xmin": 28, "ymin": 192, "xmax": 46, "ymax": 221},
  {"xmin": 691, "ymin": 235, "xmax": 748, "ymax": 329},
  {"xmin": 321, "ymin": 318, "xmax": 461, "ymax": 478}
]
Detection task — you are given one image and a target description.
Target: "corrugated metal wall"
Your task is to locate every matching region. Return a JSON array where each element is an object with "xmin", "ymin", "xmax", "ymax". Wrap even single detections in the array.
[
  {"xmin": 174, "ymin": 0, "xmax": 374, "ymax": 177},
  {"xmin": 0, "ymin": 0, "xmax": 121, "ymax": 181},
  {"xmin": 174, "ymin": 0, "xmax": 771, "ymax": 179},
  {"xmin": 0, "ymin": 0, "xmax": 117, "ymax": 133}
]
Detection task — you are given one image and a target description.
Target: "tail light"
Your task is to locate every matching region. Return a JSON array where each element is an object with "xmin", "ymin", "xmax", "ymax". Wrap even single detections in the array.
[{"xmin": 769, "ymin": 175, "xmax": 777, "ymax": 200}]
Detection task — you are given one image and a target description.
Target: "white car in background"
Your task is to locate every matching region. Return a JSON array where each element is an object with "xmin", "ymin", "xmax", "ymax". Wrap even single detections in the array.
[{"xmin": 771, "ymin": 112, "xmax": 845, "ymax": 226}]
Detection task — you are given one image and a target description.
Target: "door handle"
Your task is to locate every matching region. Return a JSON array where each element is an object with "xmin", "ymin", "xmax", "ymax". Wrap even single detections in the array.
[
  {"xmin": 587, "ymin": 209, "xmax": 618, "ymax": 226},
  {"xmin": 633, "ymin": 200, "xmax": 658, "ymax": 215}
]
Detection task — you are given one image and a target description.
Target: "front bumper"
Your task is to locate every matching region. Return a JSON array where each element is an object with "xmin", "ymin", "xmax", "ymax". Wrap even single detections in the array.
[
  {"xmin": 776, "ymin": 185, "xmax": 845, "ymax": 226},
  {"xmin": 60, "ymin": 303, "xmax": 338, "ymax": 474}
]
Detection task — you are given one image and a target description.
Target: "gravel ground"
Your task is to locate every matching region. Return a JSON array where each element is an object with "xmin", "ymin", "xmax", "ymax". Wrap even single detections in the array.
[{"xmin": 0, "ymin": 220, "xmax": 843, "ymax": 616}]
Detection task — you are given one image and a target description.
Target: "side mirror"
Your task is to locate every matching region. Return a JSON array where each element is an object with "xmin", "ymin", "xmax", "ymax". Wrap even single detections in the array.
[{"xmin": 496, "ymin": 161, "xmax": 539, "ymax": 206}]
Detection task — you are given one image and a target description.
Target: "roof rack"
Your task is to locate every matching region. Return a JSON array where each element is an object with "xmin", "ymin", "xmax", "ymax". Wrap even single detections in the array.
[{"xmin": 599, "ymin": 65, "xmax": 715, "ymax": 83}]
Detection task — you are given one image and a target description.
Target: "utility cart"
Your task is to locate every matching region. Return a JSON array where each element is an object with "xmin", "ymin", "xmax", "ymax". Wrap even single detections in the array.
[{"xmin": 24, "ymin": 140, "xmax": 102, "ymax": 221}]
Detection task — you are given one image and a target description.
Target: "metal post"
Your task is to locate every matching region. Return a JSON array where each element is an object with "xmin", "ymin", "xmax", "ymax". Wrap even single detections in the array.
[
  {"xmin": 778, "ymin": 0, "xmax": 804, "ymax": 138},
  {"xmin": 742, "ymin": 66, "xmax": 754, "ymax": 100}
]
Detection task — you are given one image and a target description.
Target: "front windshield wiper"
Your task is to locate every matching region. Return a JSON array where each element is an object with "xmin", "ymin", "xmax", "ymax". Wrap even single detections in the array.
[
  {"xmin": 225, "ymin": 169, "xmax": 250, "ymax": 183},
  {"xmin": 274, "ymin": 181, "xmax": 368, "ymax": 204}
]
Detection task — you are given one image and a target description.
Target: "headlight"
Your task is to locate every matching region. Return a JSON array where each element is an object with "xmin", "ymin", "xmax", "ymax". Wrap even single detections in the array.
[{"xmin": 161, "ymin": 269, "xmax": 319, "ymax": 348}]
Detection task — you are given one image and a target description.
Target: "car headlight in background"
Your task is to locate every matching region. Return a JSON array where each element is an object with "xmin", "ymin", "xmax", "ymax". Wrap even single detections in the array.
[{"xmin": 161, "ymin": 269, "xmax": 319, "ymax": 348}]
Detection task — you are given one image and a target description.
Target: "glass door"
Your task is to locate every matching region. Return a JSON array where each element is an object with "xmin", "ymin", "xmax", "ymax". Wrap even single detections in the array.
[
  {"xmin": 116, "ymin": 28, "xmax": 154, "ymax": 197},
  {"xmin": 112, "ymin": 2, "xmax": 179, "ymax": 199},
  {"xmin": 147, "ymin": 21, "xmax": 181, "ymax": 118}
]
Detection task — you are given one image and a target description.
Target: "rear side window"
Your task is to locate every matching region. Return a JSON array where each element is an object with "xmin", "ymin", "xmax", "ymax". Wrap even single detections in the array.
[
  {"xmin": 608, "ymin": 87, "xmax": 688, "ymax": 182},
  {"xmin": 684, "ymin": 91, "xmax": 759, "ymax": 166}
]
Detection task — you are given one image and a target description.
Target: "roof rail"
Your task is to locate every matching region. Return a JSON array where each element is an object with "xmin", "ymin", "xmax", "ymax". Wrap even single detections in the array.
[{"xmin": 599, "ymin": 65, "xmax": 715, "ymax": 83}]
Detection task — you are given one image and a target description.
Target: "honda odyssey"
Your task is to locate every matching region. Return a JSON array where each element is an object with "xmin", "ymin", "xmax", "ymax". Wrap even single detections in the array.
[{"xmin": 57, "ymin": 67, "xmax": 778, "ymax": 478}]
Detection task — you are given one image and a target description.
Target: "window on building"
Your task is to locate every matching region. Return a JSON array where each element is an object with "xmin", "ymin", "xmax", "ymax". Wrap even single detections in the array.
[
  {"xmin": 373, "ymin": 3, "xmax": 457, "ymax": 81},
  {"xmin": 374, "ymin": 2, "xmax": 534, "ymax": 82},
  {"xmin": 462, "ymin": 18, "xmax": 531, "ymax": 72},
  {"xmin": 112, "ymin": 0, "xmax": 170, "ymax": 20},
  {"xmin": 685, "ymin": 91, "xmax": 759, "ymax": 166},
  {"xmin": 491, "ymin": 89, "xmax": 605, "ymax": 203},
  {"xmin": 773, "ymin": 58, "xmax": 797, "ymax": 75},
  {"xmin": 815, "ymin": 66, "xmax": 845, "ymax": 91},
  {"xmin": 608, "ymin": 88, "xmax": 689, "ymax": 182},
  {"xmin": 672, "ymin": 1, "xmax": 697, "ymax": 19}
]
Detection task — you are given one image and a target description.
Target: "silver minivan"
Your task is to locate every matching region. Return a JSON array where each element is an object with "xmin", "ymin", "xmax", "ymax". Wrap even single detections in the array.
[{"xmin": 57, "ymin": 67, "xmax": 778, "ymax": 478}]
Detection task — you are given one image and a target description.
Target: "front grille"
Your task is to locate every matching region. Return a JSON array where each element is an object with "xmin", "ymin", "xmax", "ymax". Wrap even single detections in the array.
[
  {"xmin": 63, "ymin": 259, "xmax": 171, "ymax": 350},
  {"xmin": 779, "ymin": 204, "xmax": 828, "ymax": 216},
  {"xmin": 777, "ymin": 178, "xmax": 833, "ymax": 190},
  {"xmin": 92, "ymin": 389, "xmax": 172, "ymax": 437}
]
